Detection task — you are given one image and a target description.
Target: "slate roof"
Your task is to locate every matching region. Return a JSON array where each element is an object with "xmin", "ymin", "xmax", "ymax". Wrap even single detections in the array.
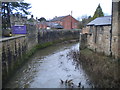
[
  {"xmin": 50, "ymin": 15, "xmax": 68, "ymax": 22},
  {"xmin": 87, "ymin": 16, "xmax": 111, "ymax": 26},
  {"xmin": 47, "ymin": 22, "xmax": 63, "ymax": 29}
]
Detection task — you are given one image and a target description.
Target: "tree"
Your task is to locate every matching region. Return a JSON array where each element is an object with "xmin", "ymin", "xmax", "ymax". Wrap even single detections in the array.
[
  {"xmin": 77, "ymin": 15, "xmax": 92, "ymax": 29},
  {"xmin": 1, "ymin": 1, "xmax": 31, "ymax": 36},
  {"xmin": 5, "ymin": 1, "xmax": 31, "ymax": 15},
  {"xmin": 38, "ymin": 17, "xmax": 46, "ymax": 22},
  {"xmin": 91, "ymin": 4, "xmax": 104, "ymax": 20},
  {"xmin": 78, "ymin": 4, "xmax": 104, "ymax": 29}
]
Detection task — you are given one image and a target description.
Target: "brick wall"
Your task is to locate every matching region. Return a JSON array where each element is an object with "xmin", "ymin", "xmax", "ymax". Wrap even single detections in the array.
[
  {"xmin": 52, "ymin": 15, "xmax": 79, "ymax": 30},
  {"xmin": 62, "ymin": 15, "xmax": 78, "ymax": 29}
]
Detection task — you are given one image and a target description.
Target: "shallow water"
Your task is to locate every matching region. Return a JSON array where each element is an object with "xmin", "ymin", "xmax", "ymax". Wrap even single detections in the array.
[{"xmin": 5, "ymin": 42, "xmax": 92, "ymax": 88}]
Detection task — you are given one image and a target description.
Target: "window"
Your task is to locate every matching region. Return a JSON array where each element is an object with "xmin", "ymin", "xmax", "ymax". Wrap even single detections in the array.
[
  {"xmin": 90, "ymin": 26, "xmax": 93, "ymax": 33},
  {"xmin": 99, "ymin": 26, "xmax": 104, "ymax": 34}
]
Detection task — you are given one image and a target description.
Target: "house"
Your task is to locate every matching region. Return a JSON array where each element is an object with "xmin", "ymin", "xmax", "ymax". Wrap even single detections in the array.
[
  {"xmin": 84, "ymin": 16, "xmax": 112, "ymax": 56},
  {"xmin": 80, "ymin": 1, "xmax": 120, "ymax": 59},
  {"xmin": 49, "ymin": 15, "xmax": 79, "ymax": 30},
  {"xmin": 28, "ymin": 15, "xmax": 38, "ymax": 25},
  {"xmin": 81, "ymin": 27, "xmax": 90, "ymax": 34},
  {"xmin": 10, "ymin": 14, "xmax": 28, "ymax": 26},
  {"xmin": 36, "ymin": 15, "xmax": 79, "ymax": 30},
  {"xmin": 36, "ymin": 21, "xmax": 47, "ymax": 29}
]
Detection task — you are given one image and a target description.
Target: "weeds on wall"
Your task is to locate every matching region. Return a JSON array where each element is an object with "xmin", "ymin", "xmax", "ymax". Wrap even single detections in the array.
[{"xmin": 67, "ymin": 48, "xmax": 120, "ymax": 88}]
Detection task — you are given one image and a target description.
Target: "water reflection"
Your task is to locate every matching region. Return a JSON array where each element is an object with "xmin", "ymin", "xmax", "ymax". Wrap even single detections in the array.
[{"xmin": 5, "ymin": 42, "xmax": 92, "ymax": 88}]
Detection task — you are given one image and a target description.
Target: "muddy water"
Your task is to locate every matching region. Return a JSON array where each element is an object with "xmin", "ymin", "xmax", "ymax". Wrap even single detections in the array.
[{"xmin": 5, "ymin": 42, "xmax": 92, "ymax": 88}]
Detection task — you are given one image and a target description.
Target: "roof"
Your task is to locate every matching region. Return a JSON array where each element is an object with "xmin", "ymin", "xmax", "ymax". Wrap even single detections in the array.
[
  {"xmin": 87, "ymin": 16, "xmax": 111, "ymax": 26},
  {"xmin": 50, "ymin": 15, "xmax": 68, "ymax": 22},
  {"xmin": 47, "ymin": 22, "xmax": 63, "ymax": 29}
]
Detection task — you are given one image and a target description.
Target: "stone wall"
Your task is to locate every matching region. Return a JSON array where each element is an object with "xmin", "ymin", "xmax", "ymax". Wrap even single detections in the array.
[
  {"xmin": 80, "ymin": 1, "xmax": 120, "ymax": 60},
  {"xmin": 26, "ymin": 24, "xmax": 38, "ymax": 50},
  {"xmin": 118, "ymin": 2, "xmax": 120, "ymax": 60},
  {"xmin": 38, "ymin": 29, "xmax": 80, "ymax": 44},
  {"xmin": 87, "ymin": 25, "xmax": 111, "ymax": 56},
  {"xmin": 1, "ymin": 35, "xmax": 27, "ymax": 85},
  {"xmin": 79, "ymin": 33, "xmax": 87, "ymax": 50},
  {"xmin": 10, "ymin": 14, "xmax": 27, "ymax": 26},
  {"xmin": 111, "ymin": 1, "xmax": 120, "ymax": 59},
  {"xmin": 1, "ymin": 27, "xmax": 80, "ymax": 86}
]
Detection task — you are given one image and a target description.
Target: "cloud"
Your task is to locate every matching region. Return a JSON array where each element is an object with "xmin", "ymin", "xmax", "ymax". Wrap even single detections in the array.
[{"xmin": 25, "ymin": 0, "xmax": 112, "ymax": 19}]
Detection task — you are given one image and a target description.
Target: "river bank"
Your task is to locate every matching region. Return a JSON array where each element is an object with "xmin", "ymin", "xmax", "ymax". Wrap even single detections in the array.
[
  {"xmin": 68, "ymin": 48, "xmax": 120, "ymax": 88},
  {"xmin": 3, "ymin": 38, "xmax": 78, "ymax": 87},
  {"xmin": 4, "ymin": 42, "xmax": 93, "ymax": 88}
]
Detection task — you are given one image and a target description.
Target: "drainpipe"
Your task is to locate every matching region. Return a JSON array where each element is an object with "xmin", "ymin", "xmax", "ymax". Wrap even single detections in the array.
[
  {"xmin": 110, "ymin": 1, "xmax": 114, "ymax": 57},
  {"xmin": 71, "ymin": 11, "xmax": 72, "ymax": 29},
  {"xmin": 110, "ymin": 27, "xmax": 112, "ymax": 57}
]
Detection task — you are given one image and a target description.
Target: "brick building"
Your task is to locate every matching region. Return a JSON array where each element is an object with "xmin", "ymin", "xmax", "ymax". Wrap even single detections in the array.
[
  {"xmin": 36, "ymin": 22, "xmax": 47, "ymax": 29},
  {"xmin": 49, "ymin": 15, "xmax": 79, "ymax": 30}
]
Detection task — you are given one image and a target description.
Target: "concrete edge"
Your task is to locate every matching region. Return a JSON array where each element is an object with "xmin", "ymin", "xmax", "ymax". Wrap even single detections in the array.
[
  {"xmin": 0, "ymin": 35, "xmax": 26, "ymax": 42},
  {"xmin": 112, "ymin": 0, "xmax": 120, "ymax": 2}
]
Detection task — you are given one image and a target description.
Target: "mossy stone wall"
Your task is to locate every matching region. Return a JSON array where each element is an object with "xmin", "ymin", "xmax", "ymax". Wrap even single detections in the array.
[{"xmin": 1, "ymin": 29, "xmax": 80, "ymax": 87}]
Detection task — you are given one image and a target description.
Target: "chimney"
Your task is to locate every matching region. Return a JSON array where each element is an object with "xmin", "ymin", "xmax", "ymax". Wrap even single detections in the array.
[{"xmin": 31, "ymin": 15, "xmax": 33, "ymax": 18}]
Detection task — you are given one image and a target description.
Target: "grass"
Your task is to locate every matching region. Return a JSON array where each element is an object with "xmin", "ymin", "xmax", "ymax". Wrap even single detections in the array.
[
  {"xmin": 79, "ymin": 48, "xmax": 120, "ymax": 88},
  {"xmin": 67, "ymin": 48, "xmax": 120, "ymax": 88}
]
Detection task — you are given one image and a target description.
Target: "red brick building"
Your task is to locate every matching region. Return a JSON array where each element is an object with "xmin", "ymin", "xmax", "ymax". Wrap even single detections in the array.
[
  {"xmin": 36, "ymin": 22, "xmax": 47, "ymax": 29},
  {"xmin": 50, "ymin": 15, "xmax": 79, "ymax": 29},
  {"xmin": 36, "ymin": 15, "xmax": 79, "ymax": 30}
]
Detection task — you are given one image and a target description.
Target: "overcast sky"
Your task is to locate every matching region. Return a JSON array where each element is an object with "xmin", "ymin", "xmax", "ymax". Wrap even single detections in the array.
[{"xmin": 25, "ymin": 0, "xmax": 112, "ymax": 20}]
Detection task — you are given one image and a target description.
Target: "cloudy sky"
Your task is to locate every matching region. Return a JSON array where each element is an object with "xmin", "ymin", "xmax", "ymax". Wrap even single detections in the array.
[{"xmin": 25, "ymin": 0, "xmax": 112, "ymax": 20}]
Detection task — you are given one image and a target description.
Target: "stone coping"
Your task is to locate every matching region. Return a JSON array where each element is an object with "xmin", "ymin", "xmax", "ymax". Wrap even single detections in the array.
[
  {"xmin": 0, "ymin": 0, "xmax": 23, "ymax": 2},
  {"xmin": 112, "ymin": 0, "xmax": 120, "ymax": 2},
  {"xmin": 0, "ymin": 35, "xmax": 26, "ymax": 42}
]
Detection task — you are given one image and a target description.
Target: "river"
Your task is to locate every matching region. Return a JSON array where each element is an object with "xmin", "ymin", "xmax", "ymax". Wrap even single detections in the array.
[{"xmin": 5, "ymin": 42, "xmax": 92, "ymax": 88}]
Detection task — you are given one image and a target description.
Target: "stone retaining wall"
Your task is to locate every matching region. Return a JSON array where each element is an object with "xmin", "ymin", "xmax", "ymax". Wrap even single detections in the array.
[
  {"xmin": 87, "ymin": 26, "xmax": 111, "ymax": 56},
  {"xmin": 1, "ymin": 28, "xmax": 80, "ymax": 87},
  {"xmin": 1, "ymin": 35, "xmax": 27, "ymax": 85},
  {"xmin": 38, "ymin": 29, "xmax": 79, "ymax": 44}
]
